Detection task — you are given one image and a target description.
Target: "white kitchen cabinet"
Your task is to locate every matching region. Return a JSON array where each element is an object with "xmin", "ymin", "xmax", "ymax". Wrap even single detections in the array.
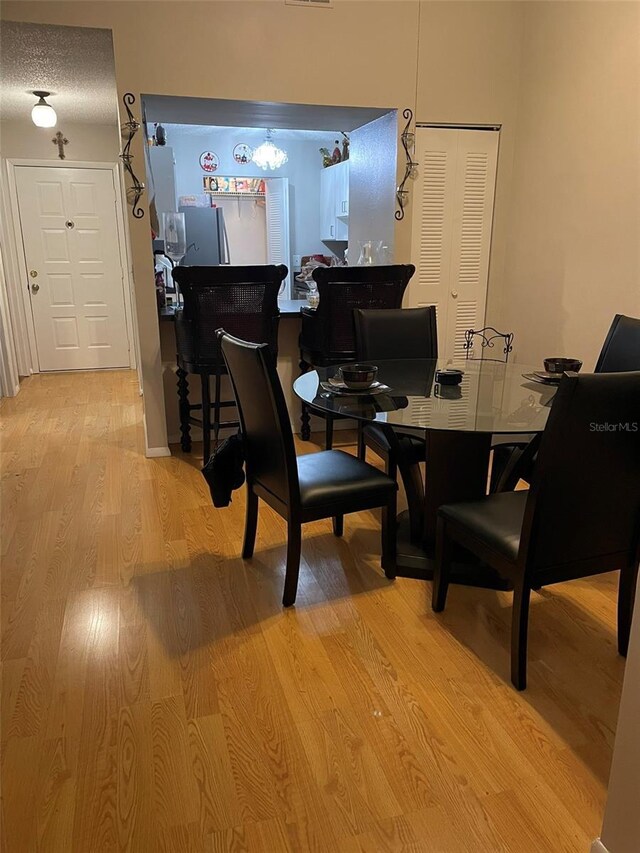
[
  {"xmin": 334, "ymin": 160, "xmax": 349, "ymax": 219},
  {"xmin": 320, "ymin": 162, "xmax": 348, "ymax": 242}
]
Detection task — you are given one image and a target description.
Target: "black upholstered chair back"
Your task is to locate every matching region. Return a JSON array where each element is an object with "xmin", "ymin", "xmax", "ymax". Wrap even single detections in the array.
[
  {"xmin": 521, "ymin": 371, "xmax": 640, "ymax": 575},
  {"xmin": 307, "ymin": 265, "xmax": 414, "ymax": 360},
  {"xmin": 219, "ymin": 331, "xmax": 299, "ymax": 508},
  {"xmin": 354, "ymin": 307, "xmax": 438, "ymax": 361},
  {"xmin": 594, "ymin": 314, "xmax": 640, "ymax": 373},
  {"xmin": 172, "ymin": 265, "xmax": 287, "ymax": 368}
]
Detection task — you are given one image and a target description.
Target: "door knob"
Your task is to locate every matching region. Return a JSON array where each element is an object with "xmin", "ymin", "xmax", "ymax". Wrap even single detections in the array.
[
  {"xmin": 30, "ymin": 269, "xmax": 38, "ymax": 278},
  {"xmin": 31, "ymin": 282, "xmax": 40, "ymax": 293},
  {"xmin": 65, "ymin": 220, "xmax": 75, "ymax": 229},
  {"xmin": 451, "ymin": 290, "xmax": 458, "ymax": 298}
]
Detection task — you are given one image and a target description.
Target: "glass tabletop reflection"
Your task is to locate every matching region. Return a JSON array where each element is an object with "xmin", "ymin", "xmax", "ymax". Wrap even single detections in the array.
[{"xmin": 293, "ymin": 358, "xmax": 557, "ymax": 435}]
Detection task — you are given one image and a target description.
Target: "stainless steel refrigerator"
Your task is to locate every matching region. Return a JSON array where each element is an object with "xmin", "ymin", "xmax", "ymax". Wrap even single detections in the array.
[{"xmin": 179, "ymin": 206, "xmax": 230, "ymax": 265}]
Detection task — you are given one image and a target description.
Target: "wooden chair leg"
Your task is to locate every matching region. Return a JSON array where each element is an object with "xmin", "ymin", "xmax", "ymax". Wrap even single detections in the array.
[
  {"xmin": 381, "ymin": 490, "xmax": 397, "ymax": 579},
  {"xmin": 282, "ymin": 520, "xmax": 302, "ymax": 607},
  {"xmin": 332, "ymin": 515, "xmax": 344, "ymax": 537},
  {"xmin": 242, "ymin": 487, "xmax": 258, "ymax": 559},
  {"xmin": 201, "ymin": 373, "xmax": 211, "ymax": 463},
  {"xmin": 177, "ymin": 367, "xmax": 191, "ymax": 452},
  {"xmin": 618, "ymin": 561, "xmax": 639, "ymax": 656},
  {"xmin": 511, "ymin": 580, "xmax": 531, "ymax": 690},
  {"xmin": 432, "ymin": 516, "xmax": 452, "ymax": 611},
  {"xmin": 301, "ymin": 403, "xmax": 311, "ymax": 441},
  {"xmin": 325, "ymin": 416, "xmax": 334, "ymax": 450}
]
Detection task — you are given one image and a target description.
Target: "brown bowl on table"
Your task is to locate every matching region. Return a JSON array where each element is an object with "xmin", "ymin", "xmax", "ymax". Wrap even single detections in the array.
[
  {"xmin": 543, "ymin": 357, "xmax": 583, "ymax": 376},
  {"xmin": 338, "ymin": 363, "xmax": 378, "ymax": 390}
]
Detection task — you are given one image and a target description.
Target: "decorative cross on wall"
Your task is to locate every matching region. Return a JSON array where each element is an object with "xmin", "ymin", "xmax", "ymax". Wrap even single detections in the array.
[{"xmin": 52, "ymin": 131, "xmax": 69, "ymax": 160}]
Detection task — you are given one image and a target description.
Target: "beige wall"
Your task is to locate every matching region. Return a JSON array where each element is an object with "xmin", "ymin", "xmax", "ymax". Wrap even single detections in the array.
[
  {"xmin": 1, "ymin": 0, "xmax": 421, "ymax": 451},
  {"xmin": 599, "ymin": 578, "xmax": 640, "ymax": 853},
  {"xmin": 501, "ymin": 1, "xmax": 640, "ymax": 367},
  {"xmin": 0, "ymin": 119, "xmax": 120, "ymax": 161}
]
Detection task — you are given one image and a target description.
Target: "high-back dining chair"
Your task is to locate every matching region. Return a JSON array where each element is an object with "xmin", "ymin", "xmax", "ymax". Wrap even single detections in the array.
[
  {"xmin": 298, "ymin": 264, "xmax": 415, "ymax": 445},
  {"xmin": 464, "ymin": 326, "xmax": 514, "ymax": 363},
  {"xmin": 354, "ymin": 307, "xmax": 438, "ymax": 543},
  {"xmin": 594, "ymin": 313, "xmax": 640, "ymax": 373},
  {"xmin": 218, "ymin": 331, "xmax": 398, "ymax": 607},
  {"xmin": 432, "ymin": 370, "xmax": 640, "ymax": 690},
  {"xmin": 172, "ymin": 265, "xmax": 287, "ymax": 462},
  {"xmin": 496, "ymin": 312, "xmax": 640, "ymax": 492}
]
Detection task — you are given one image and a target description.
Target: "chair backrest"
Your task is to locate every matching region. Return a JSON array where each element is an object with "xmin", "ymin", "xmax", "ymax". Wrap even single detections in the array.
[
  {"xmin": 594, "ymin": 314, "xmax": 640, "ymax": 373},
  {"xmin": 310, "ymin": 265, "xmax": 415, "ymax": 358},
  {"xmin": 219, "ymin": 331, "xmax": 299, "ymax": 508},
  {"xmin": 172, "ymin": 265, "xmax": 287, "ymax": 365},
  {"xmin": 464, "ymin": 327, "xmax": 514, "ymax": 363},
  {"xmin": 354, "ymin": 307, "xmax": 438, "ymax": 361},
  {"xmin": 520, "ymin": 371, "xmax": 640, "ymax": 574}
]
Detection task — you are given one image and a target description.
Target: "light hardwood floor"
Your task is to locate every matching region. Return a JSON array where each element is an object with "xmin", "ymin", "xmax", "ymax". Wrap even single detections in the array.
[{"xmin": 1, "ymin": 370, "xmax": 624, "ymax": 852}]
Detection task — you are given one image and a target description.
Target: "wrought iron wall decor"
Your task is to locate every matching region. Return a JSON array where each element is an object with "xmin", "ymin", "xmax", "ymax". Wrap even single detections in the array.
[
  {"xmin": 395, "ymin": 108, "xmax": 418, "ymax": 221},
  {"xmin": 119, "ymin": 92, "xmax": 145, "ymax": 219}
]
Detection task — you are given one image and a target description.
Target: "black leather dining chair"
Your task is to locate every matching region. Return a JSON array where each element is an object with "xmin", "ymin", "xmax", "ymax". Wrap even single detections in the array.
[
  {"xmin": 298, "ymin": 265, "xmax": 415, "ymax": 446},
  {"xmin": 219, "ymin": 331, "xmax": 398, "ymax": 607},
  {"xmin": 172, "ymin": 265, "xmax": 287, "ymax": 463},
  {"xmin": 354, "ymin": 307, "xmax": 438, "ymax": 543},
  {"xmin": 496, "ymin": 312, "xmax": 640, "ymax": 492},
  {"xmin": 594, "ymin": 313, "xmax": 640, "ymax": 373},
  {"xmin": 432, "ymin": 371, "xmax": 640, "ymax": 690}
]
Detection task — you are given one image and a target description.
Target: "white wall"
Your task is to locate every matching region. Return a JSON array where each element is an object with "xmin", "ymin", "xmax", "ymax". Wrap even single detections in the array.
[
  {"xmin": 598, "ymin": 579, "xmax": 640, "ymax": 853},
  {"xmin": 349, "ymin": 112, "xmax": 397, "ymax": 260},
  {"xmin": 161, "ymin": 125, "xmax": 331, "ymax": 260}
]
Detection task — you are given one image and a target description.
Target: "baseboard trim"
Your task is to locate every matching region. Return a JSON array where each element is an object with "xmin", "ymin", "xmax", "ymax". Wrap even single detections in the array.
[
  {"xmin": 145, "ymin": 445, "xmax": 171, "ymax": 458},
  {"xmin": 591, "ymin": 839, "xmax": 609, "ymax": 853}
]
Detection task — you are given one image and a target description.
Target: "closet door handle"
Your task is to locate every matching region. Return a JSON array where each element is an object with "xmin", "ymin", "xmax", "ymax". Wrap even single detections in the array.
[
  {"xmin": 451, "ymin": 290, "xmax": 458, "ymax": 298},
  {"xmin": 330, "ymin": 224, "xmax": 334, "ymax": 238}
]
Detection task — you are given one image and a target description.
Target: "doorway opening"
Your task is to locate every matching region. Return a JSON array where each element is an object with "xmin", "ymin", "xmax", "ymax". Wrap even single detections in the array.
[{"xmin": 141, "ymin": 95, "xmax": 398, "ymax": 305}]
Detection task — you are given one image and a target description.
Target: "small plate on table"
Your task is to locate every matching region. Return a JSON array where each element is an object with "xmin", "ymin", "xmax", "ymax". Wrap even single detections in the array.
[
  {"xmin": 522, "ymin": 372, "xmax": 562, "ymax": 386},
  {"xmin": 321, "ymin": 377, "xmax": 391, "ymax": 396}
]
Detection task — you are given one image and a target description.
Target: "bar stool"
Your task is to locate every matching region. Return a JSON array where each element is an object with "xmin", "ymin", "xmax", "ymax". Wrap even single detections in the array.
[
  {"xmin": 172, "ymin": 265, "xmax": 287, "ymax": 462},
  {"xmin": 298, "ymin": 264, "xmax": 415, "ymax": 446}
]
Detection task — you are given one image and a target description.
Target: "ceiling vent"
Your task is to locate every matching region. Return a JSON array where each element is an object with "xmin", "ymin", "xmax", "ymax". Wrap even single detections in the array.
[{"xmin": 285, "ymin": 0, "xmax": 333, "ymax": 8}]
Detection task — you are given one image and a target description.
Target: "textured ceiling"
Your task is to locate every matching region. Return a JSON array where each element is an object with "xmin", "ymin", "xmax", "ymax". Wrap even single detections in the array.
[{"xmin": 0, "ymin": 21, "xmax": 118, "ymax": 125}]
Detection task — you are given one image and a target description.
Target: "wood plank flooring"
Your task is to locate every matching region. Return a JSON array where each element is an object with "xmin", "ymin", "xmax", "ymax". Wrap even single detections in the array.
[{"xmin": 1, "ymin": 370, "xmax": 624, "ymax": 852}]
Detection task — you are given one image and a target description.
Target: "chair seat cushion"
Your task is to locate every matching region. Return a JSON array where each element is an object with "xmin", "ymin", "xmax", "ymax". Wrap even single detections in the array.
[
  {"xmin": 364, "ymin": 423, "xmax": 425, "ymax": 464},
  {"xmin": 439, "ymin": 490, "xmax": 528, "ymax": 562},
  {"xmin": 297, "ymin": 450, "xmax": 396, "ymax": 511}
]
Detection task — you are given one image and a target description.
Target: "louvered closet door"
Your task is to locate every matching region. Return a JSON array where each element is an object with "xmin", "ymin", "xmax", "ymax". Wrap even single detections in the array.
[
  {"xmin": 264, "ymin": 178, "xmax": 291, "ymax": 297},
  {"xmin": 409, "ymin": 128, "xmax": 499, "ymax": 361}
]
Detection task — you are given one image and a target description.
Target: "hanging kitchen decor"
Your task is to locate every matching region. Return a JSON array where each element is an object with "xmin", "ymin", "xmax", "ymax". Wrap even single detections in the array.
[
  {"xmin": 233, "ymin": 143, "xmax": 253, "ymax": 165},
  {"xmin": 199, "ymin": 150, "xmax": 219, "ymax": 173}
]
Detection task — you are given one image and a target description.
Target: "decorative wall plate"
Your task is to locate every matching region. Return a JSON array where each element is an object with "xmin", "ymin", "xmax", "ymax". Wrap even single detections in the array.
[
  {"xmin": 233, "ymin": 143, "xmax": 253, "ymax": 165},
  {"xmin": 199, "ymin": 150, "xmax": 219, "ymax": 172}
]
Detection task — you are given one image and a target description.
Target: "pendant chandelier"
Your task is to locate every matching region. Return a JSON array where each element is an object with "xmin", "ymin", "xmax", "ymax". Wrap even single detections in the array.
[{"xmin": 252, "ymin": 129, "xmax": 288, "ymax": 171}]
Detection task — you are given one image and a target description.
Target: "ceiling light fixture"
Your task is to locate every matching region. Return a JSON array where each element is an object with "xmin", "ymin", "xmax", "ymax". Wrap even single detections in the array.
[
  {"xmin": 252, "ymin": 129, "xmax": 288, "ymax": 171},
  {"xmin": 31, "ymin": 90, "xmax": 57, "ymax": 128}
]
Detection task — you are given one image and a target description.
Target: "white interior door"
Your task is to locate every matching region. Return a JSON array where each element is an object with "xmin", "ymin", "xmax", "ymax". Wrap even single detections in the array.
[
  {"xmin": 408, "ymin": 128, "xmax": 499, "ymax": 360},
  {"xmin": 15, "ymin": 165, "xmax": 129, "ymax": 371},
  {"xmin": 265, "ymin": 177, "xmax": 291, "ymax": 296}
]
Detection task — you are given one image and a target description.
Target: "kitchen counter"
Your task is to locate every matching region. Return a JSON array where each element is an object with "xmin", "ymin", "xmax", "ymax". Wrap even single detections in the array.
[{"xmin": 159, "ymin": 297, "xmax": 306, "ymax": 321}]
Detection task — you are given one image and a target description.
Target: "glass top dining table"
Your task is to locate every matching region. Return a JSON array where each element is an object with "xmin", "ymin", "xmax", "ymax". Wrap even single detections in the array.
[
  {"xmin": 293, "ymin": 358, "xmax": 557, "ymax": 436},
  {"xmin": 293, "ymin": 358, "xmax": 557, "ymax": 587}
]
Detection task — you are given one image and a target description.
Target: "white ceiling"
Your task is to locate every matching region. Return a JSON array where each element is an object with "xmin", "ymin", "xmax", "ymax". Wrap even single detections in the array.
[
  {"xmin": 143, "ymin": 95, "xmax": 391, "ymax": 133},
  {"xmin": 0, "ymin": 21, "xmax": 119, "ymax": 125}
]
